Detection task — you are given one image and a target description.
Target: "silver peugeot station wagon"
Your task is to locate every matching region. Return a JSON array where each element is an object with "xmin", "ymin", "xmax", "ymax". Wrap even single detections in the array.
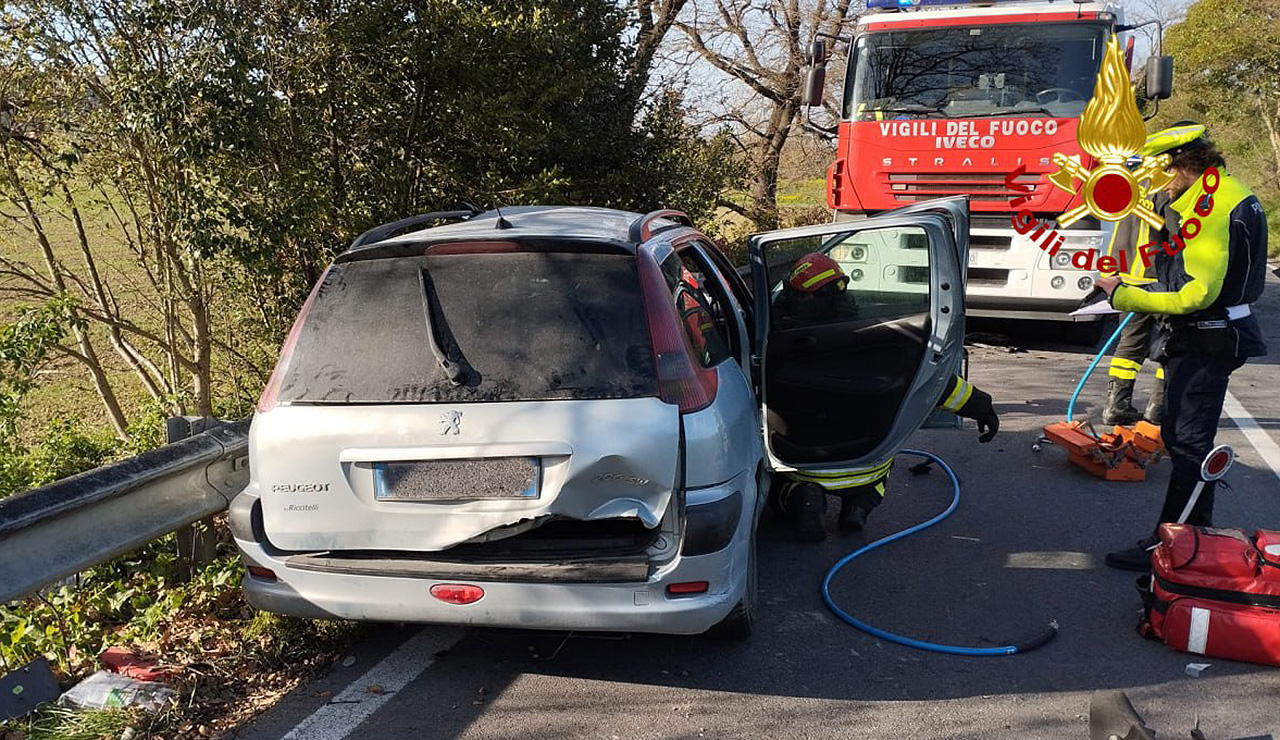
[{"xmin": 230, "ymin": 200, "xmax": 969, "ymax": 637}]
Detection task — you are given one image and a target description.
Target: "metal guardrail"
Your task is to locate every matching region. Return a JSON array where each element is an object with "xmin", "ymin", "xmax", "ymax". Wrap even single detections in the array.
[{"xmin": 0, "ymin": 419, "xmax": 250, "ymax": 603}]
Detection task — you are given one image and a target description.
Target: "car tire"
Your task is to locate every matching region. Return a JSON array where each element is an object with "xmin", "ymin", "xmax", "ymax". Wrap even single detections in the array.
[{"xmin": 706, "ymin": 532, "xmax": 756, "ymax": 640}]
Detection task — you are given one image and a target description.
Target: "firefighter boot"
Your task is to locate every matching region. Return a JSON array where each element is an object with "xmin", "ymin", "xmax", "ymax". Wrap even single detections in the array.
[
  {"xmin": 791, "ymin": 482, "xmax": 828, "ymax": 542},
  {"xmin": 1144, "ymin": 376, "xmax": 1165, "ymax": 426},
  {"xmin": 1103, "ymin": 378, "xmax": 1144, "ymax": 426},
  {"xmin": 837, "ymin": 490, "xmax": 881, "ymax": 532},
  {"xmin": 1104, "ymin": 533, "xmax": 1161, "ymax": 572}
]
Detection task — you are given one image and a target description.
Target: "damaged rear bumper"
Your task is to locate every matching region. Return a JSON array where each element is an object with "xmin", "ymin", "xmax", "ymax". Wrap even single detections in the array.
[{"xmin": 229, "ymin": 478, "xmax": 750, "ymax": 635}]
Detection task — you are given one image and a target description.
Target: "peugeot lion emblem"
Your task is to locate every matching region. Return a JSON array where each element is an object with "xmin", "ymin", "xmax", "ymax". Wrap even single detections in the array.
[{"xmin": 439, "ymin": 410, "xmax": 463, "ymax": 436}]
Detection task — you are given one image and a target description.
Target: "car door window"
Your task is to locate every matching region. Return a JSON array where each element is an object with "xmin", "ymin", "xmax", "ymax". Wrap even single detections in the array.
[
  {"xmin": 768, "ymin": 226, "xmax": 931, "ymax": 331},
  {"xmin": 748, "ymin": 211, "xmax": 965, "ymax": 470},
  {"xmin": 694, "ymin": 241, "xmax": 754, "ymax": 356},
  {"xmin": 662, "ymin": 251, "xmax": 733, "ymax": 369}
]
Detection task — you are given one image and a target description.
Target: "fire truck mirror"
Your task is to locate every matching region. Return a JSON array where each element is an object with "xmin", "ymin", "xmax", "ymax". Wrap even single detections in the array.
[
  {"xmin": 802, "ymin": 66, "xmax": 825, "ymax": 107},
  {"xmin": 1145, "ymin": 55, "xmax": 1174, "ymax": 101},
  {"xmin": 808, "ymin": 40, "xmax": 827, "ymax": 65},
  {"xmin": 802, "ymin": 41, "xmax": 827, "ymax": 108}
]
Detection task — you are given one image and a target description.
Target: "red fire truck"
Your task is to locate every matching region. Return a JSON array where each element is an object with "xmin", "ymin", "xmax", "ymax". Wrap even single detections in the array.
[{"xmin": 805, "ymin": 0, "xmax": 1172, "ymax": 320}]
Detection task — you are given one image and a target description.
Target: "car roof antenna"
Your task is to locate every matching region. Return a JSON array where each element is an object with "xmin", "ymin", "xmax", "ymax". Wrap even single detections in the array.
[{"xmin": 494, "ymin": 206, "xmax": 513, "ymax": 230}]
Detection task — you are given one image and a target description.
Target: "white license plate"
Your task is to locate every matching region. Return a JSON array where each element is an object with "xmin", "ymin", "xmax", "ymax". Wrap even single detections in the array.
[{"xmin": 372, "ymin": 458, "xmax": 540, "ymax": 501}]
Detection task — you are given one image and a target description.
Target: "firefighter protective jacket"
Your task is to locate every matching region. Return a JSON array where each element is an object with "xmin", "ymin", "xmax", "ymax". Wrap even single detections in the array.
[{"xmin": 1110, "ymin": 170, "xmax": 1268, "ymax": 359}]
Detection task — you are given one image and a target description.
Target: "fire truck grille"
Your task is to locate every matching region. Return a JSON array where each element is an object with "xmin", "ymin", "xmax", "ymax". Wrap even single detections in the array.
[
  {"xmin": 969, "ymin": 233, "xmax": 1011, "ymax": 251},
  {"xmin": 887, "ymin": 172, "xmax": 1040, "ymax": 203},
  {"xmin": 967, "ymin": 268, "xmax": 1010, "ymax": 288}
]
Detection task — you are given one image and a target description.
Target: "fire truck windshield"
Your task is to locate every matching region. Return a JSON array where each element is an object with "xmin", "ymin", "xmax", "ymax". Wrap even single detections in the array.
[{"xmin": 845, "ymin": 22, "xmax": 1108, "ymax": 122}]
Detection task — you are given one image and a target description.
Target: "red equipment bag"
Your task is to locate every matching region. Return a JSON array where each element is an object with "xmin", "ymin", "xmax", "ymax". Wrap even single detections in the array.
[{"xmin": 1139, "ymin": 524, "xmax": 1280, "ymax": 666}]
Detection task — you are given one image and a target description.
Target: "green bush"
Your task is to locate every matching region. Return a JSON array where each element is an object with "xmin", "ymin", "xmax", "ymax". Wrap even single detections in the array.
[{"xmin": 0, "ymin": 417, "xmax": 118, "ymax": 500}]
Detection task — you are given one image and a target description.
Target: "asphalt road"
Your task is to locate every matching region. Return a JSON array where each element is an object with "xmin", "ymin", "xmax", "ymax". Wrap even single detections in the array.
[{"xmin": 232, "ymin": 272, "xmax": 1280, "ymax": 740}]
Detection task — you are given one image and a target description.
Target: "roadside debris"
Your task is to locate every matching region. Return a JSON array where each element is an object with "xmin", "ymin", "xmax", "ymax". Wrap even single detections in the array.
[
  {"xmin": 0, "ymin": 658, "xmax": 61, "ymax": 722},
  {"xmin": 58, "ymin": 671, "xmax": 175, "ymax": 712},
  {"xmin": 1185, "ymin": 662, "xmax": 1211, "ymax": 678},
  {"xmin": 99, "ymin": 647, "xmax": 167, "ymax": 682},
  {"xmin": 965, "ymin": 332, "xmax": 1026, "ymax": 353}
]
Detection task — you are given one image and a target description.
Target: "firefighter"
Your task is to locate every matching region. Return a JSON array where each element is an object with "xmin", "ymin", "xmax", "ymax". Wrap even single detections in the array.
[
  {"xmin": 1099, "ymin": 189, "xmax": 1173, "ymax": 426},
  {"xmin": 769, "ymin": 253, "xmax": 1001, "ymax": 541},
  {"xmin": 1097, "ymin": 123, "xmax": 1269, "ymax": 570}
]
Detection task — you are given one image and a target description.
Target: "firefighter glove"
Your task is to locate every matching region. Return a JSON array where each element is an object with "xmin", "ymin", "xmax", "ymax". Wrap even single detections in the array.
[{"xmin": 959, "ymin": 387, "xmax": 1000, "ymax": 443}]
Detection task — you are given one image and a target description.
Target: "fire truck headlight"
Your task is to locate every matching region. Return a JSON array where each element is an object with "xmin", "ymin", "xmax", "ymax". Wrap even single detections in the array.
[
  {"xmin": 1051, "ymin": 276, "xmax": 1066, "ymax": 290},
  {"xmin": 1052, "ymin": 251, "xmax": 1072, "ymax": 268},
  {"xmin": 1064, "ymin": 234, "xmax": 1103, "ymax": 248},
  {"xmin": 1078, "ymin": 276, "xmax": 1094, "ymax": 291},
  {"xmin": 849, "ymin": 268, "xmax": 864, "ymax": 282}
]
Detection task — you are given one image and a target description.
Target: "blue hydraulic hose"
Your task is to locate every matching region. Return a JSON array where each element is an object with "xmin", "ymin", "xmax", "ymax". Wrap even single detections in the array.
[
  {"xmin": 820, "ymin": 449, "xmax": 1058, "ymax": 656},
  {"xmin": 1065, "ymin": 312, "xmax": 1135, "ymax": 425}
]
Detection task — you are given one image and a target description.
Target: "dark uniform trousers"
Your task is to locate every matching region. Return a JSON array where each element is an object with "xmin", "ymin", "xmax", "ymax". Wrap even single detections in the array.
[{"xmin": 1157, "ymin": 353, "xmax": 1245, "ymax": 525}]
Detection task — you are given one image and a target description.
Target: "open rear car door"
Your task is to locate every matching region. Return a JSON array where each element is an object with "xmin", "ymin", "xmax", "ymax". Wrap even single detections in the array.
[{"xmin": 747, "ymin": 197, "xmax": 969, "ymax": 472}]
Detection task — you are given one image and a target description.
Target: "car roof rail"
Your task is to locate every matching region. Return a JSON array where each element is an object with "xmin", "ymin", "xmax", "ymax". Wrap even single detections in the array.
[
  {"xmin": 629, "ymin": 209, "xmax": 694, "ymax": 243},
  {"xmin": 348, "ymin": 203, "xmax": 483, "ymax": 250}
]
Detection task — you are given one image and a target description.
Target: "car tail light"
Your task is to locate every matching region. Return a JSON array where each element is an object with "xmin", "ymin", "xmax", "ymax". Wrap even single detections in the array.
[
  {"xmin": 666, "ymin": 581, "xmax": 709, "ymax": 596},
  {"xmin": 257, "ymin": 267, "xmax": 330, "ymax": 413},
  {"xmin": 247, "ymin": 565, "xmax": 277, "ymax": 582},
  {"xmin": 430, "ymin": 584, "xmax": 485, "ymax": 605},
  {"xmin": 636, "ymin": 248, "xmax": 717, "ymax": 413}
]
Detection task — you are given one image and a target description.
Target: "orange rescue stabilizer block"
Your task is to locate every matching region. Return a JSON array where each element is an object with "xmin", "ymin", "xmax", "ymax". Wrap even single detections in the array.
[{"xmin": 1042, "ymin": 420, "xmax": 1165, "ymax": 481}]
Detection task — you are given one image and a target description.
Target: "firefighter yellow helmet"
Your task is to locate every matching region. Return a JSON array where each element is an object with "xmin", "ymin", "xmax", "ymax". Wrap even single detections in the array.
[{"xmin": 1141, "ymin": 122, "xmax": 1207, "ymax": 158}]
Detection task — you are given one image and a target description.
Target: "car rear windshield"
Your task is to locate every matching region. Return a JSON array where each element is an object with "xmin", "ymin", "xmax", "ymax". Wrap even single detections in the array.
[{"xmin": 278, "ymin": 249, "xmax": 658, "ymax": 404}]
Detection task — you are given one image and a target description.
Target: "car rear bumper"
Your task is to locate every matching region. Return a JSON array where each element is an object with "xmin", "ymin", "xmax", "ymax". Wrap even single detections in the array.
[{"xmin": 230, "ymin": 486, "xmax": 750, "ymax": 635}]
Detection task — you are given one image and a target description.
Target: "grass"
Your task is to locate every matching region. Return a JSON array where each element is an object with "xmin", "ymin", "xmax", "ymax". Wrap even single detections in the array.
[
  {"xmin": 21, "ymin": 706, "xmax": 149, "ymax": 740},
  {"xmin": 775, "ymin": 177, "xmax": 827, "ymax": 207}
]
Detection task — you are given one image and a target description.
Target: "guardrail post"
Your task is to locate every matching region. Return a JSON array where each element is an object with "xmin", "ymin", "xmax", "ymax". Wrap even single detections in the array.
[{"xmin": 170, "ymin": 416, "xmax": 219, "ymax": 581}]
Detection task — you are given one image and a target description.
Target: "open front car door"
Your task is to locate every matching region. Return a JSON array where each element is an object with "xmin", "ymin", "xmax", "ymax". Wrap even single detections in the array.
[{"xmin": 748, "ymin": 199, "xmax": 968, "ymax": 472}]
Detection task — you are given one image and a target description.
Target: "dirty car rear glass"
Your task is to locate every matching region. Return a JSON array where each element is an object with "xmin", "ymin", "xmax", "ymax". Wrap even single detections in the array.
[{"xmin": 278, "ymin": 250, "xmax": 658, "ymax": 403}]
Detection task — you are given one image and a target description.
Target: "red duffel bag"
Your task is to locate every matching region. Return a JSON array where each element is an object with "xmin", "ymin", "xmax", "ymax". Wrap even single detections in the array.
[{"xmin": 1139, "ymin": 524, "xmax": 1280, "ymax": 667}]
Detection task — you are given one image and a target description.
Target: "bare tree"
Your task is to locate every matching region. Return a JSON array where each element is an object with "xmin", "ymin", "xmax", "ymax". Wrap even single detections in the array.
[
  {"xmin": 1126, "ymin": 0, "xmax": 1188, "ymax": 59},
  {"xmin": 677, "ymin": 0, "xmax": 856, "ymax": 228},
  {"xmin": 629, "ymin": 0, "xmax": 693, "ymax": 94}
]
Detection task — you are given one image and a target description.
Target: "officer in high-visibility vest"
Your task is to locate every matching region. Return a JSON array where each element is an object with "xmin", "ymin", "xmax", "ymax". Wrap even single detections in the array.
[
  {"xmin": 769, "ymin": 253, "xmax": 1001, "ymax": 542},
  {"xmin": 1096, "ymin": 123, "xmax": 1268, "ymax": 570},
  {"xmin": 1099, "ymin": 188, "xmax": 1173, "ymax": 426}
]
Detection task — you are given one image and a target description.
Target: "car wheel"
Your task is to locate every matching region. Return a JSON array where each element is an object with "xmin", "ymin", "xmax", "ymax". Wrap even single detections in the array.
[{"xmin": 707, "ymin": 531, "xmax": 756, "ymax": 640}]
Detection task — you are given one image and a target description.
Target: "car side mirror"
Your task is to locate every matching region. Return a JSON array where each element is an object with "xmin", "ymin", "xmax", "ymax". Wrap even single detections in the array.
[
  {"xmin": 801, "ymin": 40, "xmax": 827, "ymax": 107},
  {"xmin": 1146, "ymin": 55, "xmax": 1173, "ymax": 100}
]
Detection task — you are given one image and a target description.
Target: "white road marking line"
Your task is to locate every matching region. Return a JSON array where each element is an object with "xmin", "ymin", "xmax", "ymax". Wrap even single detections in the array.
[
  {"xmin": 281, "ymin": 628, "xmax": 464, "ymax": 740},
  {"xmin": 1224, "ymin": 391, "xmax": 1280, "ymax": 485}
]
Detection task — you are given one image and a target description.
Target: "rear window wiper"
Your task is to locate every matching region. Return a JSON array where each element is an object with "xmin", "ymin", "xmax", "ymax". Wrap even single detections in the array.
[{"xmin": 418, "ymin": 269, "xmax": 465, "ymax": 385}]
